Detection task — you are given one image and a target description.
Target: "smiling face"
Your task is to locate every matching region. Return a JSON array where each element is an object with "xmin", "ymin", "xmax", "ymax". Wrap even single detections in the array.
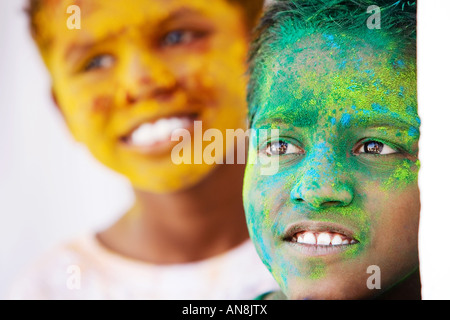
[
  {"xmin": 243, "ymin": 32, "xmax": 420, "ymax": 299},
  {"xmin": 36, "ymin": 0, "xmax": 249, "ymax": 193}
]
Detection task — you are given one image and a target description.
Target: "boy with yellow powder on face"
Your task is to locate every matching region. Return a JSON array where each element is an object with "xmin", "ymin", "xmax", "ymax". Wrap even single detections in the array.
[{"xmin": 9, "ymin": 0, "xmax": 278, "ymax": 299}]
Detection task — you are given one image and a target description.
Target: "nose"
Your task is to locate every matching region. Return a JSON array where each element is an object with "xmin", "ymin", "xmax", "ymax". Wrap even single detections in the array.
[
  {"xmin": 120, "ymin": 49, "xmax": 177, "ymax": 105},
  {"xmin": 290, "ymin": 150, "xmax": 354, "ymax": 210}
]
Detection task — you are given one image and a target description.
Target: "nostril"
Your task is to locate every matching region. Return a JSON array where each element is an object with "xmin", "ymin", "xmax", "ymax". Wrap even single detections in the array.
[
  {"xmin": 320, "ymin": 201, "xmax": 344, "ymax": 208},
  {"xmin": 126, "ymin": 92, "xmax": 137, "ymax": 104},
  {"xmin": 153, "ymin": 87, "xmax": 176, "ymax": 101}
]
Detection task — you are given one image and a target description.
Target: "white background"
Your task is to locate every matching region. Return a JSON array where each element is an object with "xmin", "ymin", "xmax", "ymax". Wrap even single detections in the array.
[
  {"xmin": 0, "ymin": 0, "xmax": 133, "ymax": 299},
  {"xmin": 0, "ymin": 0, "xmax": 449, "ymax": 299}
]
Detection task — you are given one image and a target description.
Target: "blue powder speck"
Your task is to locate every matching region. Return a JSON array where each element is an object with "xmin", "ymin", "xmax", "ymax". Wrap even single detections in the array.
[
  {"xmin": 395, "ymin": 60, "xmax": 406, "ymax": 68},
  {"xmin": 371, "ymin": 103, "xmax": 388, "ymax": 114},
  {"xmin": 340, "ymin": 113, "xmax": 351, "ymax": 126},
  {"xmin": 339, "ymin": 60, "xmax": 347, "ymax": 69},
  {"xmin": 408, "ymin": 126, "xmax": 419, "ymax": 137}
]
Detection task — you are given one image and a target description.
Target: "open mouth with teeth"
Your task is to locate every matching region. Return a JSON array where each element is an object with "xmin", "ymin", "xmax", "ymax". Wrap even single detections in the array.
[
  {"xmin": 282, "ymin": 223, "xmax": 359, "ymax": 257},
  {"xmin": 292, "ymin": 231, "xmax": 358, "ymax": 246},
  {"xmin": 119, "ymin": 113, "xmax": 199, "ymax": 153}
]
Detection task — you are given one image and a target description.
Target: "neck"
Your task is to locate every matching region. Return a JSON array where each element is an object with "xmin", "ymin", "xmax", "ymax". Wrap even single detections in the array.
[{"xmin": 97, "ymin": 164, "xmax": 249, "ymax": 264}]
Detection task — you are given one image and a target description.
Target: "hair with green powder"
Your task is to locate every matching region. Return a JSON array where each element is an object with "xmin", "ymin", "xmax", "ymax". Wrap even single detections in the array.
[{"xmin": 247, "ymin": 0, "xmax": 416, "ymax": 125}]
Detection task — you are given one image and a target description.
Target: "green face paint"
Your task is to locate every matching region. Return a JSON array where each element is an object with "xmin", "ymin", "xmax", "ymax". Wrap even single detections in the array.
[{"xmin": 243, "ymin": 30, "xmax": 420, "ymax": 300}]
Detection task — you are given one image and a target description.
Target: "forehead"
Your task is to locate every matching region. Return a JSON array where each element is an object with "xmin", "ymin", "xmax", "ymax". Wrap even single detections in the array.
[
  {"xmin": 37, "ymin": 0, "xmax": 242, "ymax": 52},
  {"xmin": 253, "ymin": 31, "xmax": 418, "ymax": 128},
  {"xmin": 40, "ymin": 0, "xmax": 237, "ymax": 22}
]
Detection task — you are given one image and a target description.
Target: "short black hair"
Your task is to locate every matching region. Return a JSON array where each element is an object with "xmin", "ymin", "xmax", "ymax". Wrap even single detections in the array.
[{"xmin": 247, "ymin": 0, "xmax": 417, "ymax": 125}]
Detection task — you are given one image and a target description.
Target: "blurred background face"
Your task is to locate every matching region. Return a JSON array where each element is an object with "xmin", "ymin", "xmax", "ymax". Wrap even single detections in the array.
[
  {"xmin": 243, "ymin": 33, "xmax": 420, "ymax": 299},
  {"xmin": 37, "ymin": 0, "xmax": 249, "ymax": 193}
]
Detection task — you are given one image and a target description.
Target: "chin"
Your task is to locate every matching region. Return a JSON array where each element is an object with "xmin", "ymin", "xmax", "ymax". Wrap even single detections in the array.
[{"xmin": 132, "ymin": 163, "xmax": 219, "ymax": 194}]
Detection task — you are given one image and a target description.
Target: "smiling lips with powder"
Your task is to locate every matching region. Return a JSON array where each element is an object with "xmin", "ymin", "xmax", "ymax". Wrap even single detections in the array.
[
  {"xmin": 283, "ymin": 222, "xmax": 359, "ymax": 249},
  {"xmin": 119, "ymin": 113, "xmax": 198, "ymax": 153},
  {"xmin": 283, "ymin": 222, "xmax": 359, "ymax": 257}
]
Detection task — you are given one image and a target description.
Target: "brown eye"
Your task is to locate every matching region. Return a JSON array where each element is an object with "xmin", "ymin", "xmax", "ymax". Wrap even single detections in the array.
[
  {"xmin": 162, "ymin": 30, "xmax": 195, "ymax": 46},
  {"xmin": 266, "ymin": 141, "xmax": 304, "ymax": 156},
  {"xmin": 358, "ymin": 141, "xmax": 397, "ymax": 155},
  {"xmin": 365, "ymin": 141, "xmax": 383, "ymax": 154},
  {"xmin": 84, "ymin": 54, "xmax": 114, "ymax": 71}
]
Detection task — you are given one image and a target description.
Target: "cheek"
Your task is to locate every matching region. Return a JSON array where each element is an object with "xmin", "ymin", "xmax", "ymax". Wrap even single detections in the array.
[
  {"xmin": 361, "ymin": 183, "xmax": 420, "ymax": 285},
  {"xmin": 171, "ymin": 56, "xmax": 219, "ymax": 107},
  {"xmin": 59, "ymin": 82, "xmax": 114, "ymax": 144},
  {"xmin": 366, "ymin": 184, "xmax": 420, "ymax": 235},
  {"xmin": 244, "ymin": 172, "xmax": 268, "ymax": 225},
  {"xmin": 245, "ymin": 168, "xmax": 291, "ymax": 233},
  {"xmin": 185, "ymin": 49, "xmax": 246, "ymax": 94},
  {"xmin": 358, "ymin": 172, "xmax": 420, "ymax": 266},
  {"xmin": 91, "ymin": 95, "xmax": 114, "ymax": 114}
]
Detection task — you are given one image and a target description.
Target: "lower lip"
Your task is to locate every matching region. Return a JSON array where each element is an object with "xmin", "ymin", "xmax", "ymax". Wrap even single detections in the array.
[
  {"xmin": 119, "ymin": 118, "xmax": 196, "ymax": 156},
  {"xmin": 284, "ymin": 241, "xmax": 358, "ymax": 257}
]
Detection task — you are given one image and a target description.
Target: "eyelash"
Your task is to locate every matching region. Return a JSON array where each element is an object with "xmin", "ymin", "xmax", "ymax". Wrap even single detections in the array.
[
  {"xmin": 353, "ymin": 139, "xmax": 399, "ymax": 156},
  {"xmin": 79, "ymin": 29, "xmax": 207, "ymax": 72},
  {"xmin": 263, "ymin": 139, "xmax": 400, "ymax": 157},
  {"xmin": 161, "ymin": 29, "xmax": 207, "ymax": 47},
  {"xmin": 263, "ymin": 140, "xmax": 305, "ymax": 157},
  {"xmin": 83, "ymin": 54, "xmax": 115, "ymax": 72}
]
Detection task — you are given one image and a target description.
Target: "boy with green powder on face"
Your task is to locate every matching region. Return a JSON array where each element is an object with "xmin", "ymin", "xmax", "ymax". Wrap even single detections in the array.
[{"xmin": 244, "ymin": 0, "xmax": 421, "ymax": 299}]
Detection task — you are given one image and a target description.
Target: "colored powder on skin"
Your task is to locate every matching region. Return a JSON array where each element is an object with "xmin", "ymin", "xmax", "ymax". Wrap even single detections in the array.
[
  {"xmin": 371, "ymin": 103, "xmax": 389, "ymax": 114},
  {"xmin": 340, "ymin": 113, "xmax": 351, "ymax": 127},
  {"xmin": 408, "ymin": 126, "xmax": 419, "ymax": 138},
  {"xmin": 39, "ymin": 0, "xmax": 252, "ymax": 194},
  {"xmin": 308, "ymin": 259, "xmax": 326, "ymax": 280},
  {"xmin": 245, "ymin": 16, "xmax": 419, "ymax": 295},
  {"xmin": 382, "ymin": 160, "xmax": 418, "ymax": 191}
]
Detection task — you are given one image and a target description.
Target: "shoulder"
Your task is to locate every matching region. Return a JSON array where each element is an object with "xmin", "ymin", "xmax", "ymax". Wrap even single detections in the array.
[
  {"xmin": 204, "ymin": 239, "xmax": 279, "ymax": 300},
  {"xmin": 7, "ymin": 233, "xmax": 102, "ymax": 300}
]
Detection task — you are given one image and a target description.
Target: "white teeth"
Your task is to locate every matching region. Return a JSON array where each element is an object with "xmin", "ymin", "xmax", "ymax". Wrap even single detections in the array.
[
  {"xmin": 317, "ymin": 233, "xmax": 332, "ymax": 245},
  {"xmin": 302, "ymin": 232, "xmax": 316, "ymax": 245},
  {"xmin": 294, "ymin": 232, "xmax": 356, "ymax": 246},
  {"xmin": 130, "ymin": 123, "xmax": 155, "ymax": 146},
  {"xmin": 129, "ymin": 117, "xmax": 190, "ymax": 147},
  {"xmin": 331, "ymin": 234, "xmax": 343, "ymax": 245}
]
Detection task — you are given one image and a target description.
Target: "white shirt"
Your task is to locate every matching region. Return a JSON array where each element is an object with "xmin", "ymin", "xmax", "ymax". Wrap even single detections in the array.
[{"xmin": 8, "ymin": 234, "xmax": 278, "ymax": 300}]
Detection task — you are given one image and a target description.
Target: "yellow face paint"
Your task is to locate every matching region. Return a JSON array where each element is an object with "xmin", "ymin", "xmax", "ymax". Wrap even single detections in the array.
[{"xmin": 36, "ymin": 0, "xmax": 249, "ymax": 193}]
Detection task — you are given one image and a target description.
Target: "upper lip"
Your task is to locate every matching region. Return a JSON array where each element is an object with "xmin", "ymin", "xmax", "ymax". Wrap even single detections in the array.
[{"xmin": 282, "ymin": 221, "xmax": 358, "ymax": 242}]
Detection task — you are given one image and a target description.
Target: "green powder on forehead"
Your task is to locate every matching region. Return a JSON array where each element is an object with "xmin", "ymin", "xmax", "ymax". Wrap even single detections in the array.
[{"xmin": 250, "ymin": 46, "xmax": 418, "ymax": 145}]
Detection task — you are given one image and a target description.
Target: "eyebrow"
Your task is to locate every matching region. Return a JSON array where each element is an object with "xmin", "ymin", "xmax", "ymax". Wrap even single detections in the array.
[
  {"xmin": 159, "ymin": 7, "xmax": 205, "ymax": 27},
  {"xmin": 252, "ymin": 107, "xmax": 419, "ymax": 131},
  {"xmin": 252, "ymin": 108, "xmax": 320, "ymax": 129},
  {"xmin": 64, "ymin": 32, "xmax": 121, "ymax": 63},
  {"xmin": 348, "ymin": 110, "xmax": 420, "ymax": 130},
  {"xmin": 64, "ymin": 7, "xmax": 205, "ymax": 62}
]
